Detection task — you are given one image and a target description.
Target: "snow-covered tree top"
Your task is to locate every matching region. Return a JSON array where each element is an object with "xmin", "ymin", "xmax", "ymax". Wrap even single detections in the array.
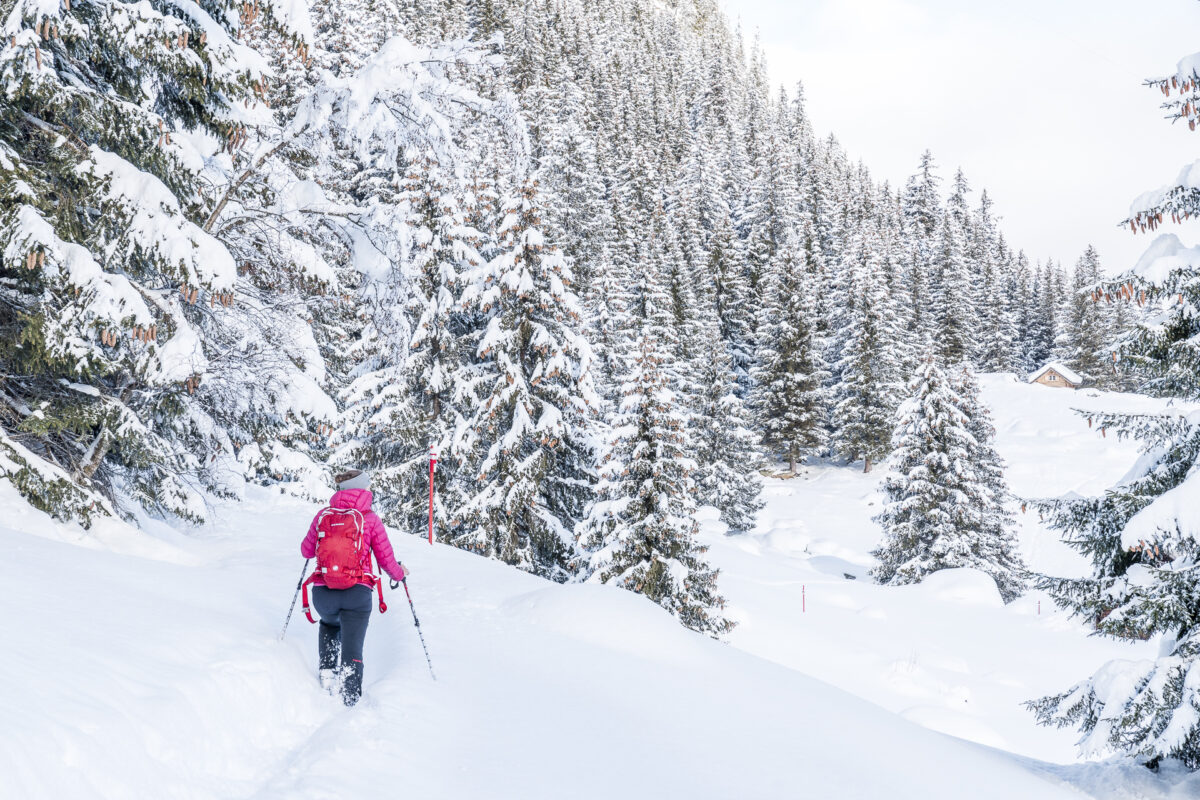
[
  {"xmin": 1128, "ymin": 160, "xmax": 1200, "ymax": 219},
  {"xmin": 1130, "ymin": 232, "xmax": 1200, "ymax": 285}
]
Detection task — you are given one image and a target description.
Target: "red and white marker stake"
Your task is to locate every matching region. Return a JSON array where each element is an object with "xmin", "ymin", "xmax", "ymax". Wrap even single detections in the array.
[{"xmin": 428, "ymin": 446, "xmax": 437, "ymax": 545}]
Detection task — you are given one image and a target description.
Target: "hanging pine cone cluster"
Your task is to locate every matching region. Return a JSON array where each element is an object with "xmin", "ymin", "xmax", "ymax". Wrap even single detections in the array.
[
  {"xmin": 37, "ymin": 17, "xmax": 60, "ymax": 40},
  {"xmin": 1157, "ymin": 72, "xmax": 1200, "ymax": 129},
  {"xmin": 1128, "ymin": 210, "xmax": 1166, "ymax": 233},
  {"xmin": 132, "ymin": 324, "xmax": 158, "ymax": 342},
  {"xmin": 220, "ymin": 123, "xmax": 248, "ymax": 153},
  {"xmin": 251, "ymin": 77, "xmax": 271, "ymax": 108},
  {"xmin": 1090, "ymin": 281, "xmax": 1141, "ymax": 304}
]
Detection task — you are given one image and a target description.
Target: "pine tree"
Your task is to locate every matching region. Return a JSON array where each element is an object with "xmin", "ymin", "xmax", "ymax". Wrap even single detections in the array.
[
  {"xmin": 336, "ymin": 253, "xmax": 423, "ymax": 514},
  {"xmin": 952, "ymin": 364, "xmax": 1025, "ymax": 596},
  {"xmin": 707, "ymin": 209, "xmax": 756, "ymax": 384},
  {"xmin": 1056, "ymin": 245, "xmax": 1111, "ymax": 382},
  {"xmin": 0, "ymin": 0, "xmax": 323, "ymax": 521},
  {"xmin": 691, "ymin": 318, "xmax": 764, "ymax": 535},
  {"xmin": 751, "ymin": 226, "xmax": 829, "ymax": 472},
  {"xmin": 973, "ymin": 192, "xmax": 1019, "ymax": 371},
  {"xmin": 1028, "ymin": 55, "xmax": 1200, "ymax": 770},
  {"xmin": 1013, "ymin": 250, "xmax": 1040, "ymax": 371},
  {"xmin": 326, "ymin": 34, "xmax": 510, "ymax": 527},
  {"xmin": 932, "ymin": 212, "xmax": 977, "ymax": 365},
  {"xmin": 872, "ymin": 359, "xmax": 1025, "ymax": 601},
  {"xmin": 899, "ymin": 151, "xmax": 943, "ymax": 367},
  {"xmin": 902, "ymin": 150, "xmax": 942, "ymax": 240},
  {"xmin": 832, "ymin": 225, "xmax": 901, "ymax": 472},
  {"xmin": 390, "ymin": 153, "xmax": 483, "ymax": 534},
  {"xmin": 455, "ymin": 179, "xmax": 598, "ymax": 581},
  {"xmin": 580, "ymin": 259, "xmax": 731, "ymax": 636},
  {"xmin": 537, "ymin": 66, "xmax": 611, "ymax": 297},
  {"xmin": 1034, "ymin": 260, "xmax": 1065, "ymax": 368}
]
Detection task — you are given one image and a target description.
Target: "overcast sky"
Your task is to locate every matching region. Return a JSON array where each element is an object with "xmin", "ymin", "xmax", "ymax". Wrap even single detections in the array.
[{"xmin": 717, "ymin": 0, "xmax": 1200, "ymax": 273}]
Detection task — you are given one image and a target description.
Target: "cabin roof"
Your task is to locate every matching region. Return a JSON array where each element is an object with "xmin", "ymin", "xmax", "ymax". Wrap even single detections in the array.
[{"xmin": 1028, "ymin": 361, "xmax": 1084, "ymax": 385}]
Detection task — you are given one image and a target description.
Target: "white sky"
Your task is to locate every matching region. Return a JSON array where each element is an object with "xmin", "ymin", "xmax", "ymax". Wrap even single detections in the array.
[{"xmin": 718, "ymin": 0, "xmax": 1200, "ymax": 273}]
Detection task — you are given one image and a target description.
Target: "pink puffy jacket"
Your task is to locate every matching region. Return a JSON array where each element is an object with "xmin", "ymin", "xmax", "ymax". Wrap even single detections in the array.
[{"xmin": 301, "ymin": 489, "xmax": 406, "ymax": 587}]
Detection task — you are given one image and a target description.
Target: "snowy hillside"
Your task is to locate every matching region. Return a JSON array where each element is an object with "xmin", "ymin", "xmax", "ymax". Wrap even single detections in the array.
[
  {"xmin": 705, "ymin": 375, "xmax": 1197, "ymax": 768},
  {"xmin": 3, "ymin": 374, "xmax": 1198, "ymax": 799}
]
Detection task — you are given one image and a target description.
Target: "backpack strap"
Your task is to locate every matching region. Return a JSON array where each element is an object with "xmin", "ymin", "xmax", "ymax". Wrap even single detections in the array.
[
  {"xmin": 371, "ymin": 551, "xmax": 387, "ymax": 614},
  {"xmin": 301, "ymin": 572, "xmax": 319, "ymax": 624},
  {"xmin": 313, "ymin": 506, "xmax": 334, "ymax": 539}
]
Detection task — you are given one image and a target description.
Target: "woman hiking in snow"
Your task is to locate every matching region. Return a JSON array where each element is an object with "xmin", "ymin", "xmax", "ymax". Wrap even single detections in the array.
[{"xmin": 300, "ymin": 469, "xmax": 408, "ymax": 705}]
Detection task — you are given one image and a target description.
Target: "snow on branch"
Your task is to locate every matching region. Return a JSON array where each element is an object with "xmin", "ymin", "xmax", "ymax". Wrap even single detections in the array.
[{"xmin": 287, "ymin": 35, "xmax": 524, "ymax": 177}]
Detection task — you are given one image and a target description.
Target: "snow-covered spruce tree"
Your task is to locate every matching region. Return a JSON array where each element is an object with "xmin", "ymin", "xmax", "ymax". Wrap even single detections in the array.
[
  {"xmin": 751, "ymin": 226, "xmax": 829, "ymax": 473},
  {"xmin": 584, "ymin": 235, "xmax": 627, "ymax": 404},
  {"xmin": 311, "ymin": 34, "xmax": 513, "ymax": 525},
  {"xmin": 707, "ymin": 209, "xmax": 757, "ymax": 385},
  {"xmin": 1027, "ymin": 259, "xmax": 1065, "ymax": 369},
  {"xmin": 336, "ymin": 250, "xmax": 422, "ymax": 504},
  {"xmin": 397, "ymin": 153, "xmax": 485, "ymax": 529},
  {"xmin": 655, "ymin": 209, "xmax": 763, "ymax": 535},
  {"xmin": 0, "ymin": 0, "xmax": 322, "ymax": 521},
  {"xmin": 537, "ymin": 69, "xmax": 612, "ymax": 299},
  {"xmin": 933, "ymin": 211, "xmax": 978, "ymax": 366},
  {"xmin": 832, "ymin": 225, "xmax": 901, "ymax": 473},
  {"xmin": 871, "ymin": 358, "xmax": 1025, "ymax": 601},
  {"xmin": 952, "ymin": 364, "xmax": 1025, "ymax": 589},
  {"xmin": 581, "ymin": 261, "xmax": 731, "ymax": 636},
  {"xmin": 194, "ymin": 9, "xmax": 351, "ymax": 501},
  {"xmin": 1013, "ymin": 250, "xmax": 1040, "ymax": 372},
  {"xmin": 902, "ymin": 150, "xmax": 942, "ymax": 242},
  {"xmin": 339, "ymin": 152, "xmax": 483, "ymax": 533},
  {"xmin": 690, "ymin": 311, "xmax": 763, "ymax": 535},
  {"xmin": 1056, "ymin": 245, "xmax": 1113, "ymax": 383},
  {"xmin": 973, "ymin": 193, "xmax": 1020, "ymax": 372},
  {"xmin": 310, "ymin": 0, "xmax": 408, "ymax": 77},
  {"xmin": 1028, "ymin": 51, "xmax": 1200, "ymax": 769},
  {"xmin": 455, "ymin": 178, "xmax": 598, "ymax": 581}
]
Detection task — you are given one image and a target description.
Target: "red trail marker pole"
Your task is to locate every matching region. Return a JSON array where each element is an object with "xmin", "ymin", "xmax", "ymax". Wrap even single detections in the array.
[
  {"xmin": 428, "ymin": 446, "xmax": 437, "ymax": 545},
  {"xmin": 802, "ymin": 584, "xmax": 806, "ymax": 613}
]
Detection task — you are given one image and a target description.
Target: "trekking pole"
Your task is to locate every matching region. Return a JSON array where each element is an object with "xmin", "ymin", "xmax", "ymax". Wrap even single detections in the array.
[
  {"xmin": 279, "ymin": 558, "xmax": 310, "ymax": 641},
  {"xmin": 398, "ymin": 577, "xmax": 436, "ymax": 680}
]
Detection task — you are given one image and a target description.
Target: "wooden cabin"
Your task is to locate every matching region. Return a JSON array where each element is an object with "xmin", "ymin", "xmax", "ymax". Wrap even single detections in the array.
[{"xmin": 1028, "ymin": 362, "xmax": 1083, "ymax": 390}]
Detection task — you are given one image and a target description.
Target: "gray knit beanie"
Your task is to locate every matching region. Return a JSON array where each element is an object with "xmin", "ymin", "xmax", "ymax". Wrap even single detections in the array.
[{"xmin": 334, "ymin": 469, "xmax": 371, "ymax": 491}]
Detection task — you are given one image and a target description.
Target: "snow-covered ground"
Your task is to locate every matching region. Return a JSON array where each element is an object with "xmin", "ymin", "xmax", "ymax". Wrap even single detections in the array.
[{"xmin": 5, "ymin": 374, "xmax": 1200, "ymax": 798}]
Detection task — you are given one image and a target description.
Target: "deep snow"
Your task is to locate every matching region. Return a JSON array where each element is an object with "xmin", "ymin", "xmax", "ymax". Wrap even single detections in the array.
[{"xmin": 4, "ymin": 374, "xmax": 1200, "ymax": 799}]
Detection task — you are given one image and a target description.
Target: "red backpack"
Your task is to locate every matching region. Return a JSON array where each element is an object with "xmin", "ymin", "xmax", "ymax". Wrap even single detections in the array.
[
  {"xmin": 314, "ymin": 507, "xmax": 370, "ymax": 589},
  {"xmin": 301, "ymin": 507, "xmax": 387, "ymax": 623}
]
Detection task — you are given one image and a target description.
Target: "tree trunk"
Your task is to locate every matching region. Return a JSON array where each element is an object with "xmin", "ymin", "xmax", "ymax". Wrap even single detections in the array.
[
  {"xmin": 74, "ymin": 426, "xmax": 111, "ymax": 483},
  {"xmin": 788, "ymin": 446, "xmax": 796, "ymax": 475},
  {"xmin": 203, "ymin": 140, "xmax": 288, "ymax": 233},
  {"xmin": 863, "ymin": 456, "xmax": 872, "ymax": 474}
]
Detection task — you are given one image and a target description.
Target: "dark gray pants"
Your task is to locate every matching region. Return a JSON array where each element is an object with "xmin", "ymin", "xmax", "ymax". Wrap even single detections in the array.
[{"xmin": 312, "ymin": 584, "xmax": 372, "ymax": 666}]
